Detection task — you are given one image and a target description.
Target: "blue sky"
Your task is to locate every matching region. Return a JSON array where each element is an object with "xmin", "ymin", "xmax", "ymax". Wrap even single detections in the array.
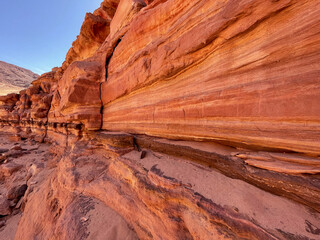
[{"xmin": 0, "ymin": 0, "xmax": 102, "ymax": 74}]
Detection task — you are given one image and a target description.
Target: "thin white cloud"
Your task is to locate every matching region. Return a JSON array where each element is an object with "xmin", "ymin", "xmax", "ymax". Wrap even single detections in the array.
[
  {"xmin": 0, "ymin": 57, "xmax": 49, "ymax": 75},
  {"xmin": 32, "ymin": 67, "xmax": 48, "ymax": 75}
]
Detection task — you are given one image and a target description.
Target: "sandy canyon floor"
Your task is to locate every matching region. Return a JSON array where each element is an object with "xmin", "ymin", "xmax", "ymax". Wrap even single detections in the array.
[{"xmin": 0, "ymin": 129, "xmax": 319, "ymax": 239}]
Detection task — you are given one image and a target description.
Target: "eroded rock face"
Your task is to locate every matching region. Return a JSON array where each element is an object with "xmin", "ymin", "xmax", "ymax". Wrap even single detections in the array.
[
  {"xmin": 101, "ymin": 0, "xmax": 320, "ymax": 155},
  {"xmin": 49, "ymin": 59, "xmax": 104, "ymax": 129},
  {"xmin": 0, "ymin": 94, "xmax": 19, "ymax": 121},
  {"xmin": 0, "ymin": 0, "xmax": 319, "ymax": 239},
  {"xmin": 46, "ymin": 0, "xmax": 122, "ymax": 129},
  {"xmin": 61, "ymin": 0, "xmax": 120, "ymax": 71},
  {"xmin": 0, "ymin": 68, "xmax": 60, "ymax": 126},
  {"xmin": 0, "ymin": 130, "xmax": 318, "ymax": 240},
  {"xmin": 1, "ymin": 1, "xmax": 319, "ymax": 153}
]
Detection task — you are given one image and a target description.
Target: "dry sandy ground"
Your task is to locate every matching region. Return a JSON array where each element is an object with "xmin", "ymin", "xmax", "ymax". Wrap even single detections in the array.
[
  {"xmin": 123, "ymin": 149, "xmax": 320, "ymax": 239},
  {"xmin": 1, "ymin": 130, "xmax": 319, "ymax": 239},
  {"xmin": 0, "ymin": 83, "xmax": 24, "ymax": 96},
  {"xmin": 0, "ymin": 132, "xmax": 50, "ymax": 239},
  {"xmin": 86, "ymin": 199, "xmax": 138, "ymax": 240}
]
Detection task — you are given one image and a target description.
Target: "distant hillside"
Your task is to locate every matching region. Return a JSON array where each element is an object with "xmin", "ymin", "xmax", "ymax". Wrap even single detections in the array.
[{"xmin": 0, "ymin": 61, "xmax": 39, "ymax": 95}]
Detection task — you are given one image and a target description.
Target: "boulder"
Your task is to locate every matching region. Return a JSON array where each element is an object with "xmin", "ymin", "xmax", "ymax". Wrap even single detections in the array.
[
  {"xmin": 7, "ymin": 184, "xmax": 28, "ymax": 200},
  {"xmin": 0, "ymin": 195, "xmax": 10, "ymax": 216},
  {"xmin": 0, "ymin": 162, "xmax": 23, "ymax": 178},
  {"xmin": 0, "ymin": 148, "xmax": 9, "ymax": 154}
]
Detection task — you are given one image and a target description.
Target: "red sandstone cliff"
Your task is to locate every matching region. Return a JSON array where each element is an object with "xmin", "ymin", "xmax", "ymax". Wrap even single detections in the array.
[{"xmin": 0, "ymin": 0, "xmax": 320, "ymax": 239}]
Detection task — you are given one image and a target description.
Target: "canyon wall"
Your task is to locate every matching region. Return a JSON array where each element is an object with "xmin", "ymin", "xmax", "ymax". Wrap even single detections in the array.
[
  {"xmin": 0, "ymin": 0, "xmax": 320, "ymax": 239},
  {"xmin": 2, "ymin": 0, "xmax": 320, "ymax": 154},
  {"xmin": 100, "ymin": 0, "xmax": 320, "ymax": 155}
]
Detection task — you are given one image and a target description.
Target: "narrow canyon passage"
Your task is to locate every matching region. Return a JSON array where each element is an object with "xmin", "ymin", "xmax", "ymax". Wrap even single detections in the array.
[{"xmin": 0, "ymin": 0, "xmax": 319, "ymax": 239}]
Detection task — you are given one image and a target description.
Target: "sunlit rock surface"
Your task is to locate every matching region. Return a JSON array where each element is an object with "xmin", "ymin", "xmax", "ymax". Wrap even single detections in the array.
[
  {"xmin": 0, "ymin": 0, "xmax": 319, "ymax": 239},
  {"xmin": 101, "ymin": 0, "xmax": 320, "ymax": 155}
]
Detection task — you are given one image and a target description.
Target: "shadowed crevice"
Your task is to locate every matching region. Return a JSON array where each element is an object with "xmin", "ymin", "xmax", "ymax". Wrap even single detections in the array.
[{"xmin": 99, "ymin": 36, "xmax": 124, "ymax": 130}]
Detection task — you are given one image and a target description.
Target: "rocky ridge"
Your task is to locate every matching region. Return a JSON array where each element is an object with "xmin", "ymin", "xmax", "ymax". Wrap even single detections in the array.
[
  {"xmin": 0, "ymin": 61, "xmax": 39, "ymax": 96},
  {"xmin": 0, "ymin": 0, "xmax": 319, "ymax": 239}
]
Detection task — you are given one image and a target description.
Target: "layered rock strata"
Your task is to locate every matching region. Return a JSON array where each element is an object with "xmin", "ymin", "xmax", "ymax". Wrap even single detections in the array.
[
  {"xmin": 0, "ymin": 0, "xmax": 319, "ymax": 239},
  {"xmin": 3, "ymin": 0, "xmax": 319, "ymax": 155},
  {"xmin": 0, "ymin": 129, "xmax": 319, "ymax": 239},
  {"xmin": 101, "ymin": 0, "xmax": 320, "ymax": 156}
]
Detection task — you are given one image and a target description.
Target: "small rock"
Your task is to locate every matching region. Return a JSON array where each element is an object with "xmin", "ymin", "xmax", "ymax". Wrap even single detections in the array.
[
  {"xmin": 0, "ymin": 162, "xmax": 23, "ymax": 177},
  {"xmin": 28, "ymin": 146, "xmax": 39, "ymax": 151},
  {"xmin": 7, "ymin": 184, "xmax": 28, "ymax": 200},
  {"xmin": 0, "ymin": 148, "xmax": 9, "ymax": 154},
  {"xmin": 0, "ymin": 219, "xmax": 5, "ymax": 228},
  {"xmin": 26, "ymin": 164, "xmax": 41, "ymax": 181},
  {"xmin": 80, "ymin": 217, "xmax": 88, "ymax": 222},
  {"xmin": 0, "ymin": 154, "xmax": 7, "ymax": 163},
  {"xmin": 0, "ymin": 195, "xmax": 11, "ymax": 216},
  {"xmin": 10, "ymin": 145, "xmax": 23, "ymax": 151},
  {"xmin": 140, "ymin": 150, "xmax": 147, "ymax": 159},
  {"xmin": 15, "ymin": 197, "xmax": 24, "ymax": 209}
]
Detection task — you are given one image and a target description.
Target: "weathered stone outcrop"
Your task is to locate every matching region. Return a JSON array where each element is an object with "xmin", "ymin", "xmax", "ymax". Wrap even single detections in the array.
[
  {"xmin": 49, "ymin": 58, "xmax": 104, "ymax": 129},
  {"xmin": 0, "ymin": 68, "xmax": 60, "ymax": 125},
  {"xmin": 61, "ymin": 0, "xmax": 120, "ymax": 71},
  {"xmin": 0, "ymin": 94, "xmax": 19, "ymax": 121},
  {"xmin": 1, "ymin": 129, "xmax": 319, "ymax": 240},
  {"xmin": 101, "ymin": 0, "xmax": 320, "ymax": 156},
  {"xmin": 0, "ymin": 0, "xmax": 319, "ymax": 239}
]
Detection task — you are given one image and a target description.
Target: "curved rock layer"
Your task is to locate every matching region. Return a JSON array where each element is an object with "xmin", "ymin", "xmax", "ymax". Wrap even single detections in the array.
[
  {"xmin": 0, "ymin": 129, "xmax": 319, "ymax": 240},
  {"xmin": 0, "ymin": 0, "xmax": 319, "ymax": 239},
  {"xmin": 101, "ymin": 0, "xmax": 320, "ymax": 155}
]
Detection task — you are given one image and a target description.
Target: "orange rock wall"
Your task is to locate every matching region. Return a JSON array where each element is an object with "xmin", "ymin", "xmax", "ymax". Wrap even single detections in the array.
[
  {"xmin": 0, "ymin": 0, "xmax": 318, "ymax": 172},
  {"xmin": 5, "ymin": 0, "xmax": 319, "ymax": 156},
  {"xmin": 101, "ymin": 0, "xmax": 320, "ymax": 155},
  {"xmin": 61, "ymin": 0, "xmax": 120, "ymax": 71},
  {"xmin": 0, "ymin": 1, "xmax": 320, "ymax": 239},
  {"xmin": 1, "ymin": 1, "xmax": 319, "ymax": 153}
]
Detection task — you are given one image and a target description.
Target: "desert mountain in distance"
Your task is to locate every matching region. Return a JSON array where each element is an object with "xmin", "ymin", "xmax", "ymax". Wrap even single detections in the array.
[{"xmin": 0, "ymin": 60, "xmax": 39, "ymax": 95}]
